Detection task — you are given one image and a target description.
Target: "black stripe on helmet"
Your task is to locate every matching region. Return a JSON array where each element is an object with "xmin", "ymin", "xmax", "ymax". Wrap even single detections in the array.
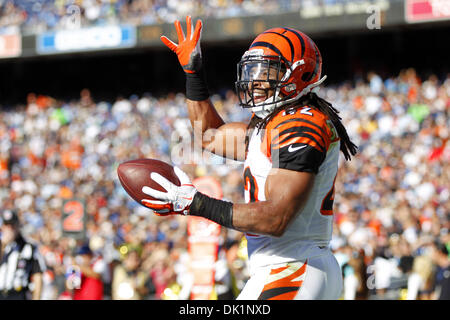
[
  {"xmin": 311, "ymin": 43, "xmax": 320, "ymax": 80},
  {"xmin": 302, "ymin": 42, "xmax": 320, "ymax": 82},
  {"xmin": 250, "ymin": 41, "xmax": 283, "ymax": 58},
  {"xmin": 283, "ymin": 28, "xmax": 305, "ymax": 59},
  {"xmin": 261, "ymin": 31, "xmax": 295, "ymax": 63}
]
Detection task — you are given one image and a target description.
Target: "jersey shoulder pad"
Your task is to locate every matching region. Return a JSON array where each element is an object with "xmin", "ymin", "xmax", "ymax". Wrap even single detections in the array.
[{"xmin": 265, "ymin": 106, "xmax": 332, "ymax": 153}]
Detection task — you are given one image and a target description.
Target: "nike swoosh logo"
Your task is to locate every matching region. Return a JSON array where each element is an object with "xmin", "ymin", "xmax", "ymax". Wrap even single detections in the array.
[{"xmin": 288, "ymin": 144, "xmax": 307, "ymax": 152}]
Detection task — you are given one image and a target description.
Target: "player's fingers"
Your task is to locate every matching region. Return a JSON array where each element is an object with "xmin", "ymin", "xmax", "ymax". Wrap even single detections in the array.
[
  {"xmin": 186, "ymin": 16, "xmax": 192, "ymax": 40},
  {"xmin": 193, "ymin": 19, "xmax": 203, "ymax": 43},
  {"xmin": 154, "ymin": 210, "xmax": 171, "ymax": 216},
  {"xmin": 142, "ymin": 201, "xmax": 171, "ymax": 214},
  {"xmin": 150, "ymin": 172, "xmax": 174, "ymax": 192},
  {"xmin": 142, "ymin": 199, "xmax": 171, "ymax": 211},
  {"xmin": 174, "ymin": 166, "xmax": 192, "ymax": 186},
  {"xmin": 142, "ymin": 185, "xmax": 169, "ymax": 201},
  {"xmin": 174, "ymin": 20, "xmax": 185, "ymax": 43},
  {"xmin": 160, "ymin": 36, "xmax": 178, "ymax": 51},
  {"xmin": 142, "ymin": 202, "xmax": 173, "ymax": 215},
  {"xmin": 142, "ymin": 199, "xmax": 169, "ymax": 206}
]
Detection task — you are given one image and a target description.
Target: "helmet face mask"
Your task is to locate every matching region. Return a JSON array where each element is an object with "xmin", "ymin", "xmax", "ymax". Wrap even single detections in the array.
[{"xmin": 235, "ymin": 54, "xmax": 291, "ymax": 112}]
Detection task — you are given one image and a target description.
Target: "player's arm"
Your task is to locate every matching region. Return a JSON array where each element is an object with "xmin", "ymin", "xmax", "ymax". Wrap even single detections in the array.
[
  {"xmin": 188, "ymin": 111, "xmax": 330, "ymax": 235},
  {"xmin": 142, "ymin": 169, "xmax": 311, "ymax": 235},
  {"xmin": 141, "ymin": 110, "xmax": 328, "ymax": 230},
  {"xmin": 141, "ymin": 145, "xmax": 317, "ymax": 235},
  {"xmin": 187, "ymin": 100, "xmax": 247, "ymax": 161},
  {"xmin": 232, "ymin": 168, "xmax": 314, "ymax": 236},
  {"xmin": 183, "ymin": 167, "xmax": 314, "ymax": 237},
  {"xmin": 161, "ymin": 16, "xmax": 247, "ymax": 161}
]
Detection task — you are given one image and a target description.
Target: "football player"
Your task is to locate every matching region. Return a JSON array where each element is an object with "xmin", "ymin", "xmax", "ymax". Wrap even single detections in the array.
[{"xmin": 143, "ymin": 16, "xmax": 357, "ymax": 300}]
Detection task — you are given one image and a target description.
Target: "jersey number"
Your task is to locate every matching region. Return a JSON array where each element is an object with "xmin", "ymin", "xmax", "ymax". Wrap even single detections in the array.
[
  {"xmin": 244, "ymin": 167, "xmax": 258, "ymax": 203},
  {"xmin": 300, "ymin": 107, "xmax": 313, "ymax": 116},
  {"xmin": 320, "ymin": 175, "xmax": 336, "ymax": 216}
]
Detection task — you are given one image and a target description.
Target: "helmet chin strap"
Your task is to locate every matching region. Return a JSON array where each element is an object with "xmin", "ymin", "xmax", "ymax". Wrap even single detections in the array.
[
  {"xmin": 298, "ymin": 75, "xmax": 327, "ymax": 96},
  {"xmin": 251, "ymin": 75, "xmax": 327, "ymax": 119},
  {"xmin": 253, "ymin": 100, "xmax": 279, "ymax": 118}
]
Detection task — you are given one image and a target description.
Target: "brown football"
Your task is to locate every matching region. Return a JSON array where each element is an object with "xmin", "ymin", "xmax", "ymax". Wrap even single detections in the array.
[{"xmin": 117, "ymin": 159, "xmax": 180, "ymax": 206}]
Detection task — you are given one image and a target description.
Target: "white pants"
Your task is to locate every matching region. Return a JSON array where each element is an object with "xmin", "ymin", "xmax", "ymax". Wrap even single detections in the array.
[{"xmin": 237, "ymin": 248, "xmax": 343, "ymax": 300}]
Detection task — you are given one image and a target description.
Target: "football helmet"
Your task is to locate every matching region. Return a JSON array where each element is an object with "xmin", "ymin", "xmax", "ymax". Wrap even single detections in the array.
[{"xmin": 235, "ymin": 27, "xmax": 326, "ymax": 118}]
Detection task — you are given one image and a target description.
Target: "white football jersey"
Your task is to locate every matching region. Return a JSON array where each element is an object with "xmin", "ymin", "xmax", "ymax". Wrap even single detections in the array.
[{"xmin": 243, "ymin": 106, "xmax": 341, "ymax": 271}]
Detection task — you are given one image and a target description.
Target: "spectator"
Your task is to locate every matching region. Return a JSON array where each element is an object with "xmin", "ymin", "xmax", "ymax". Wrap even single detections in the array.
[
  {"xmin": 214, "ymin": 240, "xmax": 238, "ymax": 300},
  {"xmin": 431, "ymin": 241, "xmax": 450, "ymax": 300},
  {"xmin": 407, "ymin": 251, "xmax": 435, "ymax": 300},
  {"xmin": 71, "ymin": 243, "xmax": 105, "ymax": 300},
  {"xmin": 111, "ymin": 245, "xmax": 151, "ymax": 300},
  {"xmin": 0, "ymin": 210, "xmax": 46, "ymax": 300},
  {"xmin": 341, "ymin": 247, "xmax": 368, "ymax": 300}
]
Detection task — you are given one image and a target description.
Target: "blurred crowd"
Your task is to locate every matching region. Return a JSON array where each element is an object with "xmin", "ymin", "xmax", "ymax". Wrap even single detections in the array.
[
  {"xmin": 0, "ymin": 67, "xmax": 449, "ymax": 300},
  {"xmin": 0, "ymin": 0, "xmax": 378, "ymax": 35},
  {"xmin": 329, "ymin": 69, "xmax": 449, "ymax": 300},
  {"xmin": 0, "ymin": 0, "xmax": 296, "ymax": 35}
]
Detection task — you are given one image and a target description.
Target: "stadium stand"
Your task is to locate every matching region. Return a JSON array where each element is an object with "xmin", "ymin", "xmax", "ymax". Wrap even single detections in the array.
[{"xmin": 1, "ymin": 0, "xmax": 303, "ymax": 35}]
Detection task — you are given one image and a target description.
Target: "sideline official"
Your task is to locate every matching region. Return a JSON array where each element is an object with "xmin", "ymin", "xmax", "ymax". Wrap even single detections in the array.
[{"xmin": 0, "ymin": 210, "xmax": 45, "ymax": 300}]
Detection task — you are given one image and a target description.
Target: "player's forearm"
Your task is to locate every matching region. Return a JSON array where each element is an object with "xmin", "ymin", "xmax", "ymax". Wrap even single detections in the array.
[
  {"xmin": 232, "ymin": 201, "xmax": 294, "ymax": 237},
  {"xmin": 187, "ymin": 98, "xmax": 227, "ymax": 152},
  {"xmin": 189, "ymin": 194, "xmax": 294, "ymax": 237},
  {"xmin": 190, "ymin": 169, "xmax": 313, "ymax": 237},
  {"xmin": 187, "ymin": 99, "xmax": 225, "ymax": 133}
]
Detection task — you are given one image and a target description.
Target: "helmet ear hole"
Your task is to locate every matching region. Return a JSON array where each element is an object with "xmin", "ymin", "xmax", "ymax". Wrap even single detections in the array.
[{"xmin": 301, "ymin": 72, "xmax": 312, "ymax": 82}]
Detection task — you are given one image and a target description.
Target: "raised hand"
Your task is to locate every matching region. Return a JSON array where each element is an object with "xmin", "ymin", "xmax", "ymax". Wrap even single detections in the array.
[{"xmin": 160, "ymin": 16, "xmax": 203, "ymax": 74}]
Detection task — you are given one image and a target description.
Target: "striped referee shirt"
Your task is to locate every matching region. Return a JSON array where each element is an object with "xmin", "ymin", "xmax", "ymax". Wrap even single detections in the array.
[{"xmin": 0, "ymin": 234, "xmax": 46, "ymax": 296}]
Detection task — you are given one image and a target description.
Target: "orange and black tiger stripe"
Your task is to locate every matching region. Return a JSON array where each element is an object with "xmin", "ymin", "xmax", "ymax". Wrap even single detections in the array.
[
  {"xmin": 249, "ymin": 27, "xmax": 310, "ymax": 65},
  {"xmin": 244, "ymin": 166, "xmax": 259, "ymax": 203},
  {"xmin": 320, "ymin": 174, "xmax": 337, "ymax": 216},
  {"xmin": 271, "ymin": 118, "xmax": 328, "ymax": 153},
  {"xmin": 262, "ymin": 108, "xmax": 331, "ymax": 157},
  {"xmin": 249, "ymin": 28, "xmax": 321, "ymax": 81},
  {"xmin": 283, "ymin": 27, "xmax": 321, "ymax": 82},
  {"xmin": 258, "ymin": 260, "xmax": 308, "ymax": 300},
  {"xmin": 282, "ymin": 27, "xmax": 306, "ymax": 60}
]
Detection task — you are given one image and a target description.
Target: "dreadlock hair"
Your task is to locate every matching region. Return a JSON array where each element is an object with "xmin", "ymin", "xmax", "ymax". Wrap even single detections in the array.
[{"xmin": 245, "ymin": 92, "xmax": 358, "ymax": 161}]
